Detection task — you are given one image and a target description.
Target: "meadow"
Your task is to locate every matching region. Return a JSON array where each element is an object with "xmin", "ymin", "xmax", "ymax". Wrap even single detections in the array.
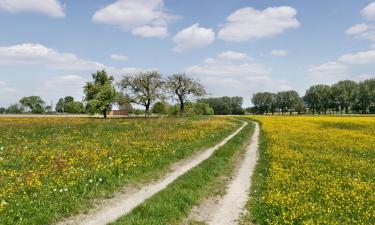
[
  {"xmin": 244, "ymin": 116, "xmax": 375, "ymax": 225},
  {"xmin": 0, "ymin": 117, "xmax": 239, "ymax": 225}
]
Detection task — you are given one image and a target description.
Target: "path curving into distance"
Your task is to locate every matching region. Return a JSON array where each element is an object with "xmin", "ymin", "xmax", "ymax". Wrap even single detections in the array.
[
  {"xmin": 208, "ymin": 121, "xmax": 260, "ymax": 225},
  {"xmin": 57, "ymin": 121, "xmax": 247, "ymax": 225}
]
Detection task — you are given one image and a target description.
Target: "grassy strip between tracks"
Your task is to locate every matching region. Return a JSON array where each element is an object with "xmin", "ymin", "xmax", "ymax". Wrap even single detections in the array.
[{"xmin": 111, "ymin": 121, "xmax": 255, "ymax": 225}]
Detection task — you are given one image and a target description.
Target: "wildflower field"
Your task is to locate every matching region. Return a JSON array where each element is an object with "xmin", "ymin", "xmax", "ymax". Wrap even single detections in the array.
[
  {"xmin": 245, "ymin": 116, "xmax": 375, "ymax": 225},
  {"xmin": 0, "ymin": 117, "xmax": 239, "ymax": 225}
]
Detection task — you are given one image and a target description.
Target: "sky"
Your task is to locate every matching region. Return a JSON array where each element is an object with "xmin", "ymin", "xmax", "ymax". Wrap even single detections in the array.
[{"xmin": 0, "ymin": 0, "xmax": 375, "ymax": 107}]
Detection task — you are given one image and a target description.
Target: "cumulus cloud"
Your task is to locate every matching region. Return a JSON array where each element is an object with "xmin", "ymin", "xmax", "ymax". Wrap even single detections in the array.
[
  {"xmin": 110, "ymin": 54, "xmax": 128, "ymax": 61},
  {"xmin": 92, "ymin": 0, "xmax": 177, "ymax": 38},
  {"xmin": 185, "ymin": 51, "xmax": 291, "ymax": 105},
  {"xmin": 361, "ymin": 1, "xmax": 375, "ymax": 20},
  {"xmin": 172, "ymin": 23, "xmax": 215, "ymax": 53},
  {"xmin": 0, "ymin": 43, "xmax": 105, "ymax": 70},
  {"xmin": 345, "ymin": 23, "xmax": 375, "ymax": 42},
  {"xmin": 339, "ymin": 49, "xmax": 375, "ymax": 64},
  {"xmin": 0, "ymin": 0, "xmax": 65, "ymax": 18},
  {"xmin": 308, "ymin": 61, "xmax": 349, "ymax": 84},
  {"xmin": 218, "ymin": 6, "xmax": 300, "ymax": 42},
  {"xmin": 356, "ymin": 74, "xmax": 374, "ymax": 81},
  {"xmin": 270, "ymin": 49, "xmax": 289, "ymax": 57}
]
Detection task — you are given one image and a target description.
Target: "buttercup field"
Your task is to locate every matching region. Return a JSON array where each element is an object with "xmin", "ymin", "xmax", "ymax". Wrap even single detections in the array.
[{"xmin": 0, "ymin": 0, "xmax": 374, "ymax": 225}]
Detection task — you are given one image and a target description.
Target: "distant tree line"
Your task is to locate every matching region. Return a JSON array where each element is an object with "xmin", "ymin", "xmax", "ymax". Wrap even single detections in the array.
[
  {"xmin": 251, "ymin": 78, "xmax": 375, "ymax": 114},
  {"xmin": 198, "ymin": 96, "xmax": 245, "ymax": 115}
]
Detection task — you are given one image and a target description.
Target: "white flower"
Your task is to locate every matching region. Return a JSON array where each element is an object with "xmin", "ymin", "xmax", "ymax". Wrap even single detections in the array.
[
  {"xmin": 1, "ymin": 200, "xmax": 8, "ymax": 205},
  {"xmin": 99, "ymin": 178, "xmax": 103, "ymax": 182},
  {"xmin": 64, "ymin": 188, "xmax": 68, "ymax": 192},
  {"xmin": 89, "ymin": 179, "xmax": 93, "ymax": 183},
  {"xmin": 0, "ymin": 146, "xmax": 4, "ymax": 151},
  {"xmin": 53, "ymin": 188, "xmax": 57, "ymax": 192},
  {"xmin": 59, "ymin": 189, "xmax": 63, "ymax": 193}
]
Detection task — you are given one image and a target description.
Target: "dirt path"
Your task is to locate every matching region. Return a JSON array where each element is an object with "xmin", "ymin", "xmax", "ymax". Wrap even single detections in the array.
[
  {"xmin": 205, "ymin": 121, "xmax": 259, "ymax": 225},
  {"xmin": 57, "ymin": 121, "xmax": 247, "ymax": 225}
]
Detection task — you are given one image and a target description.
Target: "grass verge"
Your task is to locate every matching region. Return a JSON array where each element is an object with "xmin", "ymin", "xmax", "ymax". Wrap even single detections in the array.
[
  {"xmin": 110, "ymin": 120, "xmax": 255, "ymax": 225},
  {"xmin": 240, "ymin": 120, "xmax": 270, "ymax": 225}
]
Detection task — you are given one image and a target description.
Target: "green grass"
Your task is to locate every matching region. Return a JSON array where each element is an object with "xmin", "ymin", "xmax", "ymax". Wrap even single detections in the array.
[
  {"xmin": 242, "ymin": 116, "xmax": 375, "ymax": 224},
  {"xmin": 111, "ymin": 120, "xmax": 254, "ymax": 225},
  {"xmin": 0, "ymin": 117, "xmax": 239, "ymax": 225},
  {"xmin": 240, "ymin": 120, "xmax": 271, "ymax": 225}
]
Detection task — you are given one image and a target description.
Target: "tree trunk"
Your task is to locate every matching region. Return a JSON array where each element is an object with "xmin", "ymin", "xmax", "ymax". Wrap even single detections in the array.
[
  {"xmin": 145, "ymin": 104, "xmax": 150, "ymax": 118},
  {"xmin": 179, "ymin": 95, "xmax": 184, "ymax": 115},
  {"xmin": 103, "ymin": 109, "xmax": 107, "ymax": 119}
]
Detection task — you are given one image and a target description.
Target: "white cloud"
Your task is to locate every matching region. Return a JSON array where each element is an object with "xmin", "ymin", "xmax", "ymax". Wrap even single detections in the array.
[
  {"xmin": 185, "ymin": 51, "xmax": 291, "ymax": 105},
  {"xmin": 270, "ymin": 49, "xmax": 289, "ymax": 57},
  {"xmin": 216, "ymin": 50, "xmax": 252, "ymax": 61},
  {"xmin": 172, "ymin": 23, "xmax": 215, "ymax": 53},
  {"xmin": 108, "ymin": 67, "xmax": 158, "ymax": 81},
  {"xmin": 339, "ymin": 49, "xmax": 375, "ymax": 64},
  {"xmin": 371, "ymin": 43, "xmax": 375, "ymax": 48},
  {"xmin": 361, "ymin": 1, "xmax": 375, "ymax": 20},
  {"xmin": 218, "ymin": 6, "xmax": 300, "ymax": 42},
  {"xmin": 131, "ymin": 25, "xmax": 168, "ymax": 38},
  {"xmin": 308, "ymin": 61, "xmax": 349, "ymax": 83},
  {"xmin": 92, "ymin": 0, "xmax": 177, "ymax": 38},
  {"xmin": 0, "ymin": 0, "xmax": 65, "ymax": 18},
  {"xmin": 346, "ymin": 23, "xmax": 375, "ymax": 42},
  {"xmin": 346, "ymin": 23, "xmax": 370, "ymax": 35},
  {"xmin": 357, "ymin": 74, "xmax": 374, "ymax": 81},
  {"xmin": 110, "ymin": 54, "xmax": 128, "ymax": 61},
  {"xmin": 0, "ymin": 43, "xmax": 105, "ymax": 70}
]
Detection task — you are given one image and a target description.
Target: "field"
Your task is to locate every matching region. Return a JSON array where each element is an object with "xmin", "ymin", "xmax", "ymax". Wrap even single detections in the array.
[
  {"xmin": 1, "ymin": 116, "xmax": 374, "ymax": 225},
  {"xmin": 244, "ymin": 116, "xmax": 375, "ymax": 225},
  {"xmin": 0, "ymin": 117, "xmax": 239, "ymax": 225}
]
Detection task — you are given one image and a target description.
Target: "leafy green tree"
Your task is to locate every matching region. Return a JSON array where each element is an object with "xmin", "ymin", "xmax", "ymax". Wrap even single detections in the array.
[
  {"xmin": 0, "ymin": 107, "xmax": 5, "ymax": 114},
  {"xmin": 65, "ymin": 101, "xmax": 85, "ymax": 114},
  {"xmin": 199, "ymin": 96, "xmax": 244, "ymax": 115},
  {"xmin": 118, "ymin": 71, "xmax": 164, "ymax": 117},
  {"xmin": 357, "ymin": 78, "xmax": 375, "ymax": 114},
  {"xmin": 6, "ymin": 104, "xmax": 24, "ymax": 114},
  {"xmin": 152, "ymin": 101, "xmax": 169, "ymax": 114},
  {"xmin": 84, "ymin": 70, "xmax": 117, "ymax": 118},
  {"xmin": 332, "ymin": 80, "xmax": 359, "ymax": 114},
  {"xmin": 56, "ymin": 96, "xmax": 75, "ymax": 113},
  {"xmin": 166, "ymin": 74, "xmax": 206, "ymax": 115},
  {"xmin": 19, "ymin": 96, "xmax": 45, "ymax": 114}
]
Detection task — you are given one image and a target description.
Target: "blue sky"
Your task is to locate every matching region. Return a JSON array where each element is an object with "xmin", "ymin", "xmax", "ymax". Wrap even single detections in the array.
[{"xmin": 0, "ymin": 0, "xmax": 374, "ymax": 107}]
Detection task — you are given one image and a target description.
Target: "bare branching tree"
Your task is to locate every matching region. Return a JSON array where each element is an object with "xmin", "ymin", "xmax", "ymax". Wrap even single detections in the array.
[
  {"xmin": 166, "ymin": 74, "xmax": 206, "ymax": 115},
  {"xmin": 118, "ymin": 71, "xmax": 164, "ymax": 117}
]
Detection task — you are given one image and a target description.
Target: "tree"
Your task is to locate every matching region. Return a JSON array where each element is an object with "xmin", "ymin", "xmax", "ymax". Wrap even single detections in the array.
[
  {"xmin": 166, "ymin": 74, "xmax": 206, "ymax": 115},
  {"xmin": 152, "ymin": 101, "xmax": 169, "ymax": 114},
  {"xmin": 84, "ymin": 70, "xmax": 117, "ymax": 118},
  {"xmin": 115, "ymin": 92, "xmax": 133, "ymax": 114},
  {"xmin": 276, "ymin": 91, "xmax": 289, "ymax": 114},
  {"xmin": 118, "ymin": 71, "xmax": 164, "ymax": 117},
  {"xmin": 358, "ymin": 78, "xmax": 375, "ymax": 114},
  {"xmin": 65, "ymin": 101, "xmax": 85, "ymax": 114},
  {"xmin": 332, "ymin": 80, "xmax": 359, "ymax": 114},
  {"xmin": 19, "ymin": 96, "xmax": 45, "ymax": 114},
  {"xmin": 0, "ymin": 107, "xmax": 5, "ymax": 114},
  {"xmin": 56, "ymin": 96, "xmax": 75, "ymax": 113},
  {"xmin": 251, "ymin": 92, "xmax": 275, "ymax": 114},
  {"xmin": 199, "ymin": 96, "xmax": 244, "ymax": 115},
  {"xmin": 6, "ymin": 104, "xmax": 24, "ymax": 114},
  {"xmin": 284, "ymin": 90, "xmax": 301, "ymax": 115}
]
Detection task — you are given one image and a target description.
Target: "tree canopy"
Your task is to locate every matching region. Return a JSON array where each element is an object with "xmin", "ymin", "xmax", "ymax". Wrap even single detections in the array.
[
  {"xmin": 84, "ymin": 70, "xmax": 117, "ymax": 118},
  {"xmin": 166, "ymin": 74, "xmax": 206, "ymax": 115}
]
